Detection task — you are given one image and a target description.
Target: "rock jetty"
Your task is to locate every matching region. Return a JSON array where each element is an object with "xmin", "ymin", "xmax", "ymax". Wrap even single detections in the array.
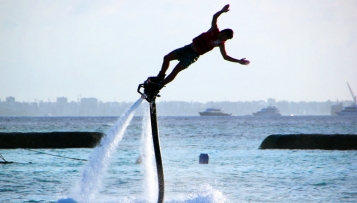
[
  {"xmin": 260, "ymin": 134, "xmax": 357, "ymax": 150},
  {"xmin": 0, "ymin": 132, "xmax": 103, "ymax": 149}
]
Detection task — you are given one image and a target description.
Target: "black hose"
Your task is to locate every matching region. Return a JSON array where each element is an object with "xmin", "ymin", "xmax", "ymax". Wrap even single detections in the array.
[{"xmin": 149, "ymin": 100, "xmax": 165, "ymax": 203}]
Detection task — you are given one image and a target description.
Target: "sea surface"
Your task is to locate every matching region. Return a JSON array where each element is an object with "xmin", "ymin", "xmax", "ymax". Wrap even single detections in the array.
[{"xmin": 1, "ymin": 100, "xmax": 357, "ymax": 203}]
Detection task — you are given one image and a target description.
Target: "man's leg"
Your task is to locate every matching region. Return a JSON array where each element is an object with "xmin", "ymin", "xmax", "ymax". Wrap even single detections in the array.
[
  {"xmin": 160, "ymin": 50, "xmax": 178, "ymax": 74},
  {"xmin": 163, "ymin": 62, "xmax": 186, "ymax": 85},
  {"xmin": 150, "ymin": 50, "xmax": 178, "ymax": 84}
]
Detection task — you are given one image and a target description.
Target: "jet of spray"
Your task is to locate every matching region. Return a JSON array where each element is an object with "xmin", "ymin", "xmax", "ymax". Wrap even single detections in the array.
[
  {"xmin": 139, "ymin": 102, "xmax": 157, "ymax": 202},
  {"xmin": 68, "ymin": 98, "xmax": 143, "ymax": 203}
]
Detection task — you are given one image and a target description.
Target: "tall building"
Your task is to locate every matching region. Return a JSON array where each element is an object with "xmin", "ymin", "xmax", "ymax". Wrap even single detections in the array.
[{"xmin": 6, "ymin": 96, "xmax": 15, "ymax": 103}]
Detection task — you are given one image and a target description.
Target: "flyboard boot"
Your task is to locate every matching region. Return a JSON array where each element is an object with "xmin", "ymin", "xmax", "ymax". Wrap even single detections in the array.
[{"xmin": 137, "ymin": 71, "xmax": 165, "ymax": 102}]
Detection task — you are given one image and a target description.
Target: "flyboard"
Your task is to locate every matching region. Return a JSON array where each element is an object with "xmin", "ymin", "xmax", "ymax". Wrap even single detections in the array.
[{"xmin": 137, "ymin": 78, "xmax": 165, "ymax": 203}]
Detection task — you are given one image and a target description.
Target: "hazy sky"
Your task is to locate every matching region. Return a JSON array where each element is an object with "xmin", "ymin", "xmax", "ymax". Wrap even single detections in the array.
[{"xmin": 1, "ymin": 0, "xmax": 356, "ymax": 103}]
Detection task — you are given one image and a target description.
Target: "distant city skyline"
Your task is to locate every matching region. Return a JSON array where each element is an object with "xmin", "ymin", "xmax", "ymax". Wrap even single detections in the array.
[
  {"xmin": 1, "ymin": 1, "xmax": 356, "ymax": 102},
  {"xmin": 1, "ymin": 95, "xmax": 349, "ymax": 116},
  {"xmin": 0, "ymin": 95, "xmax": 355, "ymax": 103}
]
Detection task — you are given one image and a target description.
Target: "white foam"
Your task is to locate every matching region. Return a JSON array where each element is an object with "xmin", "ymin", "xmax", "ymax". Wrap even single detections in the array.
[
  {"xmin": 185, "ymin": 184, "xmax": 227, "ymax": 203},
  {"xmin": 163, "ymin": 184, "xmax": 227, "ymax": 203},
  {"xmin": 139, "ymin": 102, "xmax": 157, "ymax": 203}
]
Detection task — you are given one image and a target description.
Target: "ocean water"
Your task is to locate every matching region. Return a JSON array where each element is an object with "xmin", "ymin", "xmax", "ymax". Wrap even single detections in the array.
[{"xmin": 0, "ymin": 100, "xmax": 357, "ymax": 203}]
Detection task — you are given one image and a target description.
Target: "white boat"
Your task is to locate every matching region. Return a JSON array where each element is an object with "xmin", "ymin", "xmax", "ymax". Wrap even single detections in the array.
[
  {"xmin": 336, "ymin": 83, "xmax": 357, "ymax": 116},
  {"xmin": 336, "ymin": 105, "xmax": 357, "ymax": 116},
  {"xmin": 253, "ymin": 106, "xmax": 281, "ymax": 116},
  {"xmin": 199, "ymin": 108, "xmax": 232, "ymax": 116}
]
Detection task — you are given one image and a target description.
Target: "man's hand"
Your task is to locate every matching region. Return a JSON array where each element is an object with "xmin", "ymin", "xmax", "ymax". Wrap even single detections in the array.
[
  {"xmin": 211, "ymin": 4, "xmax": 230, "ymax": 30},
  {"xmin": 221, "ymin": 4, "xmax": 230, "ymax": 13},
  {"xmin": 239, "ymin": 58, "xmax": 250, "ymax": 65}
]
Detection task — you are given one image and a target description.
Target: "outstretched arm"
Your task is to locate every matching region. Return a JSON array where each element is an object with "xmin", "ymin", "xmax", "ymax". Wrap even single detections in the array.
[
  {"xmin": 209, "ymin": 4, "xmax": 230, "ymax": 31},
  {"xmin": 219, "ymin": 43, "xmax": 250, "ymax": 65}
]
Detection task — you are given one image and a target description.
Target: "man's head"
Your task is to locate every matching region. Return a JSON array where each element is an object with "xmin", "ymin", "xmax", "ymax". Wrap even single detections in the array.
[{"xmin": 219, "ymin": 29, "xmax": 234, "ymax": 41}]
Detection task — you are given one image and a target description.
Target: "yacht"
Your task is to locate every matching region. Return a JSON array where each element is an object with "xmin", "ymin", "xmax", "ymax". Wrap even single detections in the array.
[
  {"xmin": 199, "ymin": 108, "xmax": 232, "ymax": 116},
  {"xmin": 336, "ymin": 105, "xmax": 357, "ymax": 116},
  {"xmin": 336, "ymin": 83, "xmax": 357, "ymax": 116},
  {"xmin": 253, "ymin": 106, "xmax": 281, "ymax": 116}
]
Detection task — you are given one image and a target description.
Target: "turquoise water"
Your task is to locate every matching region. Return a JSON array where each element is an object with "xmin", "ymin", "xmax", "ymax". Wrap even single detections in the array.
[{"xmin": 1, "ymin": 101, "xmax": 357, "ymax": 203}]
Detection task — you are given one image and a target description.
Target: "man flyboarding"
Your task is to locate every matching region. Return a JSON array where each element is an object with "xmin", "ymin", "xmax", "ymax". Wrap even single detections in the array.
[
  {"xmin": 137, "ymin": 5, "xmax": 250, "ymax": 202},
  {"xmin": 148, "ymin": 4, "xmax": 250, "ymax": 90}
]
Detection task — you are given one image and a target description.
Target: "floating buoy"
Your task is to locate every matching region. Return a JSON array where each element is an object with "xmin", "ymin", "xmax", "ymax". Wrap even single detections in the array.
[{"xmin": 199, "ymin": 153, "xmax": 209, "ymax": 164}]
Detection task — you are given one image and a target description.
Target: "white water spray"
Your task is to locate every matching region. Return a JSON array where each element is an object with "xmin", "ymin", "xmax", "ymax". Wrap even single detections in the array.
[
  {"xmin": 69, "ymin": 98, "xmax": 143, "ymax": 203},
  {"xmin": 139, "ymin": 102, "xmax": 157, "ymax": 202},
  {"xmin": 56, "ymin": 97, "xmax": 229, "ymax": 203}
]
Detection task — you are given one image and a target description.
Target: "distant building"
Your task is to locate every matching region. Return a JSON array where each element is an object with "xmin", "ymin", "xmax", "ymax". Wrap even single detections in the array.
[
  {"xmin": 6, "ymin": 96, "xmax": 15, "ymax": 103},
  {"xmin": 267, "ymin": 98, "xmax": 276, "ymax": 105},
  {"xmin": 57, "ymin": 97, "xmax": 67, "ymax": 104},
  {"xmin": 331, "ymin": 103, "xmax": 343, "ymax": 116},
  {"xmin": 80, "ymin": 97, "xmax": 98, "ymax": 116}
]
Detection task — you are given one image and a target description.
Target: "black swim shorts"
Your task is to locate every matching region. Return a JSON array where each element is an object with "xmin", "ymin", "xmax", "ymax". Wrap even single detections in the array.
[{"xmin": 174, "ymin": 44, "xmax": 200, "ymax": 68}]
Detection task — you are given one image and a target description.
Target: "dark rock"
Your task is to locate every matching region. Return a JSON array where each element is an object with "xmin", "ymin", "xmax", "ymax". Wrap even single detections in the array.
[
  {"xmin": 260, "ymin": 134, "xmax": 357, "ymax": 150},
  {"xmin": 0, "ymin": 132, "xmax": 103, "ymax": 149}
]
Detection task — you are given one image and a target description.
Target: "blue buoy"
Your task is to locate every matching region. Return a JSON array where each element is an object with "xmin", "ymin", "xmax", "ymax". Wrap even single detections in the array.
[{"xmin": 199, "ymin": 153, "xmax": 209, "ymax": 164}]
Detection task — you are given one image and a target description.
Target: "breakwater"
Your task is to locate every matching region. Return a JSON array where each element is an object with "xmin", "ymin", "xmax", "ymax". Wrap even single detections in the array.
[
  {"xmin": 0, "ymin": 132, "xmax": 103, "ymax": 149},
  {"xmin": 260, "ymin": 134, "xmax": 357, "ymax": 150}
]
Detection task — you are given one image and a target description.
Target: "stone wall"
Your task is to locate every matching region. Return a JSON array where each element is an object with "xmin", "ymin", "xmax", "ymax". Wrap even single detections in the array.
[
  {"xmin": 0, "ymin": 132, "xmax": 103, "ymax": 148},
  {"xmin": 260, "ymin": 134, "xmax": 357, "ymax": 150}
]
